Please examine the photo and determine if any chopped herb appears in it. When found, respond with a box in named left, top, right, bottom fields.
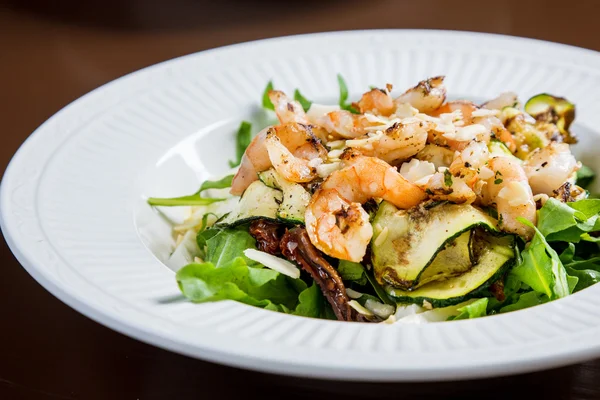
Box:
left=443, top=169, right=453, bottom=187
left=494, top=178, right=504, bottom=184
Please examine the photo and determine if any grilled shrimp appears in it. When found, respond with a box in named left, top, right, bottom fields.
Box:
left=523, top=142, right=580, bottom=195
left=356, top=88, right=396, bottom=116
left=268, top=90, right=310, bottom=125
left=481, top=156, right=536, bottom=239
left=395, top=76, right=447, bottom=113
left=231, top=123, right=327, bottom=195
left=305, top=150, right=427, bottom=262
left=345, top=120, right=433, bottom=164
left=319, top=110, right=381, bottom=139
left=481, top=92, right=519, bottom=110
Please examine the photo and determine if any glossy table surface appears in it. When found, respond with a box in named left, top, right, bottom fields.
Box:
left=2, top=1, right=600, bottom=398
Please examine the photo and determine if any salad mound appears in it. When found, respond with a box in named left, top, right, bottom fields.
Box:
left=148, top=76, right=600, bottom=323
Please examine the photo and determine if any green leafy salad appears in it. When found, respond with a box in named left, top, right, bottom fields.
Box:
left=148, top=75, right=600, bottom=323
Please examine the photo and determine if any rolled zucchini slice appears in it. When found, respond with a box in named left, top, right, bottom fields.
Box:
left=216, top=180, right=281, bottom=226
left=258, top=168, right=310, bottom=223
left=370, top=201, right=499, bottom=289
left=525, top=93, right=576, bottom=144
left=386, top=234, right=515, bottom=308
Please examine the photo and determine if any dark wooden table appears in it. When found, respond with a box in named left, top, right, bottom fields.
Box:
left=2, top=1, right=600, bottom=398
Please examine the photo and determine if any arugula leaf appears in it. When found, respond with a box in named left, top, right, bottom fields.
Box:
left=262, top=81, right=275, bottom=110
left=176, top=257, right=301, bottom=311
left=535, top=198, right=600, bottom=242
left=229, top=121, right=253, bottom=168
left=200, top=175, right=234, bottom=192
left=486, top=273, right=523, bottom=312
left=337, top=74, right=359, bottom=114
left=194, top=214, right=219, bottom=254
left=538, top=198, right=584, bottom=240
left=511, top=218, right=570, bottom=299
left=499, top=291, right=548, bottom=313
left=147, top=175, right=233, bottom=207
left=147, top=195, right=225, bottom=207
left=294, top=89, right=312, bottom=112
left=204, top=227, right=259, bottom=268
left=451, top=298, right=488, bottom=320
left=565, top=265, right=600, bottom=291
left=576, top=164, right=596, bottom=189
left=338, top=260, right=367, bottom=286
left=337, top=261, right=394, bottom=305
left=569, top=199, right=600, bottom=219
left=365, top=272, right=395, bottom=305
left=293, top=283, right=325, bottom=318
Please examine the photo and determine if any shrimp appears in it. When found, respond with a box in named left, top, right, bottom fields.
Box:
left=319, top=110, right=380, bottom=139
left=474, top=114, right=517, bottom=152
left=345, top=120, right=433, bottom=164
left=431, top=100, right=477, bottom=123
left=264, top=128, right=322, bottom=183
left=481, top=92, right=519, bottom=110
left=446, top=140, right=491, bottom=192
left=268, top=90, right=311, bottom=125
left=230, top=123, right=327, bottom=195
left=305, top=151, right=427, bottom=261
left=355, top=88, right=396, bottom=116
left=427, top=101, right=484, bottom=151
left=523, top=142, right=580, bottom=195
left=395, top=76, right=447, bottom=113
left=481, top=156, right=536, bottom=239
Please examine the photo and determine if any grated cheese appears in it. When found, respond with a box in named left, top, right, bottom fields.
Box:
left=374, top=226, right=390, bottom=247
left=243, top=249, right=301, bottom=279
left=346, top=288, right=363, bottom=299
left=471, top=108, right=500, bottom=117
left=348, top=300, right=374, bottom=316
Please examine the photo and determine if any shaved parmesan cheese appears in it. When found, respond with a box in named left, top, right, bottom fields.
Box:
left=374, top=226, right=389, bottom=247
left=364, top=299, right=395, bottom=319
left=327, top=149, right=345, bottom=160
left=472, top=108, right=500, bottom=117
left=445, top=124, right=487, bottom=141
left=327, top=140, right=346, bottom=149
left=399, top=158, right=436, bottom=184
left=348, top=300, right=374, bottom=316
left=316, top=162, right=342, bottom=178
left=243, top=249, right=301, bottom=279
left=394, top=103, right=419, bottom=118
left=308, top=158, right=323, bottom=168
left=346, top=288, right=363, bottom=299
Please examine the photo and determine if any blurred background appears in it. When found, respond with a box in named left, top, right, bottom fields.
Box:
left=2, top=1, right=600, bottom=398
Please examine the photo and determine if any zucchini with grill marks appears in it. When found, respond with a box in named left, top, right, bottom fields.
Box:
left=216, top=180, right=281, bottom=226
left=386, top=233, right=515, bottom=308
left=525, top=93, right=576, bottom=144
left=258, top=168, right=311, bottom=223
left=371, top=201, right=499, bottom=289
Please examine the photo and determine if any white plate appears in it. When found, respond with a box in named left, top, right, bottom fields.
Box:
left=3, top=30, right=600, bottom=382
